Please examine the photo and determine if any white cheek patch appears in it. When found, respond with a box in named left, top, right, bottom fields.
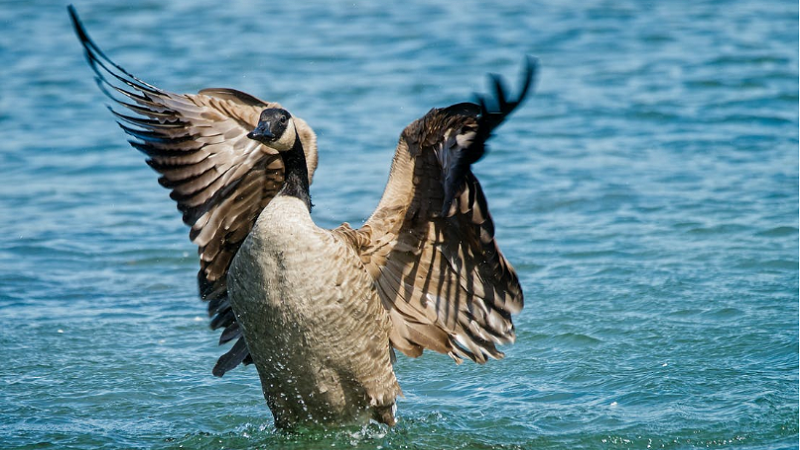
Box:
left=274, top=119, right=297, bottom=151
left=455, top=131, right=476, bottom=148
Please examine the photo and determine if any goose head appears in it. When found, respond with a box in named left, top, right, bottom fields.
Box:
left=248, top=108, right=297, bottom=151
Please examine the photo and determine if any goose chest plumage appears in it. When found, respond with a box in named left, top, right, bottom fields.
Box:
left=70, top=6, right=532, bottom=429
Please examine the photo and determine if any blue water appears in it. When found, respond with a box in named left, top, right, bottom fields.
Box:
left=1, top=0, right=797, bottom=449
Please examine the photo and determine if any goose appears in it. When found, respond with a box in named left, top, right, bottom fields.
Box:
left=69, top=6, right=532, bottom=429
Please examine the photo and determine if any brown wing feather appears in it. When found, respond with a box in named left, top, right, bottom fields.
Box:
left=334, top=57, right=535, bottom=363
left=70, top=7, right=318, bottom=376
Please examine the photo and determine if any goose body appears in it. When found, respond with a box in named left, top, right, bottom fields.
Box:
left=229, top=195, right=399, bottom=426
left=70, top=6, right=531, bottom=429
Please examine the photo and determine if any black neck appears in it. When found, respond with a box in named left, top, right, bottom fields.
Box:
left=278, top=131, right=312, bottom=211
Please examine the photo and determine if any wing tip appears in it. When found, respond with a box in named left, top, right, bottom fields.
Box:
left=68, top=5, right=164, bottom=96
left=67, top=5, right=89, bottom=46
left=517, top=54, right=539, bottom=107
left=212, top=337, right=250, bottom=377
left=476, top=55, right=539, bottom=130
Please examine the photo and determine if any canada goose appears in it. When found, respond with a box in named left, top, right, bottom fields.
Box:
left=69, top=6, right=531, bottom=428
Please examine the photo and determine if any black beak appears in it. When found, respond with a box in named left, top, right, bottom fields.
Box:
left=247, top=121, right=273, bottom=142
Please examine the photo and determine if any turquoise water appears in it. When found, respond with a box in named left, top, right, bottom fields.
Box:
left=1, top=0, right=798, bottom=448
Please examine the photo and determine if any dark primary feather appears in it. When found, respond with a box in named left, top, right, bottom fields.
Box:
left=335, top=57, right=535, bottom=363
left=69, top=6, right=318, bottom=376
left=441, top=56, right=537, bottom=215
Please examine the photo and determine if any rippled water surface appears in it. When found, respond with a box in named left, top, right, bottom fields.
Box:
left=1, top=1, right=797, bottom=449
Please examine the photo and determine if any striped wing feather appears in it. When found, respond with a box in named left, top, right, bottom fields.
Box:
left=69, top=7, right=318, bottom=376
left=335, top=57, right=535, bottom=363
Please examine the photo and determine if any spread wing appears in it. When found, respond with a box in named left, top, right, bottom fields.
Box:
left=69, top=7, right=318, bottom=376
left=335, top=57, right=534, bottom=363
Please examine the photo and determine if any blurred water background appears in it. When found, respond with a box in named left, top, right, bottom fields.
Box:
left=0, top=0, right=797, bottom=449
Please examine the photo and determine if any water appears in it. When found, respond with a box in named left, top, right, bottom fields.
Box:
left=1, top=0, right=797, bottom=448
